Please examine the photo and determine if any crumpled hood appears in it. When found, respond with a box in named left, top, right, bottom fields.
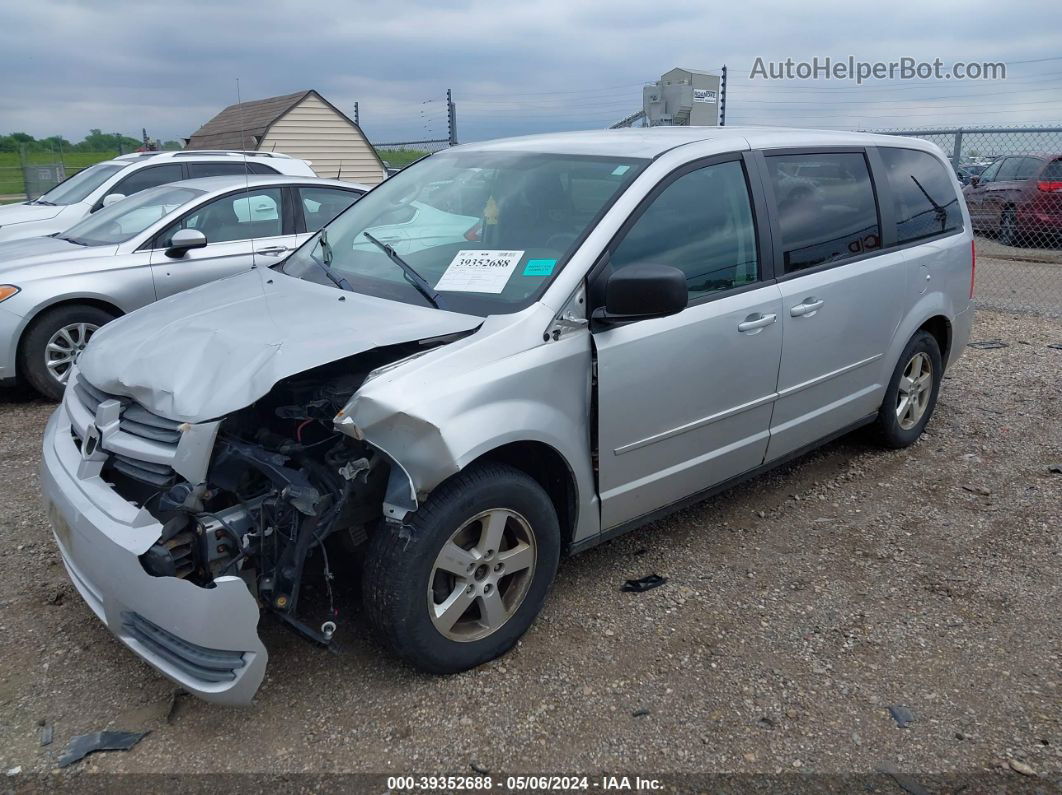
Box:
left=0, top=236, right=114, bottom=278
left=77, top=268, right=482, bottom=423
left=0, top=202, right=64, bottom=225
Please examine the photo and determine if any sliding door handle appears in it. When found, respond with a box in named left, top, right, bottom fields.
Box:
left=737, top=313, right=777, bottom=333
left=790, top=298, right=824, bottom=317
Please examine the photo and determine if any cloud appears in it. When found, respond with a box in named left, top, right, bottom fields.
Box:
left=1, top=0, right=1059, bottom=145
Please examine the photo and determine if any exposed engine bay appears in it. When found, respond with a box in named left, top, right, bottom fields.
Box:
left=103, top=345, right=427, bottom=645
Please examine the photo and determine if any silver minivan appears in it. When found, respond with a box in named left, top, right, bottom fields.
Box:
left=41, top=128, right=974, bottom=703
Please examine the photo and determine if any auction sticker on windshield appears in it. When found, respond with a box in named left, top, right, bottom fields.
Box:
left=436, top=249, right=525, bottom=293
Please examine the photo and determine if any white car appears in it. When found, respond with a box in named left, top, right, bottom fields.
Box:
left=0, top=150, right=317, bottom=243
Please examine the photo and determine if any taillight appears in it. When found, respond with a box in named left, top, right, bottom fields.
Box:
left=970, top=239, right=976, bottom=299
left=1037, top=180, right=1062, bottom=192
left=464, top=221, right=482, bottom=241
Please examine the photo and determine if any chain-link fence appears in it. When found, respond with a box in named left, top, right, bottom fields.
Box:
left=870, top=126, right=1062, bottom=317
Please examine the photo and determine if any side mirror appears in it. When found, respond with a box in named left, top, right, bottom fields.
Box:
left=165, top=228, right=208, bottom=258
left=101, top=193, right=126, bottom=208
left=597, top=263, right=688, bottom=322
left=969, top=175, right=980, bottom=187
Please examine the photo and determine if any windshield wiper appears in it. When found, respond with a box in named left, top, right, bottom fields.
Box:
left=58, top=236, right=87, bottom=246
left=361, top=231, right=441, bottom=309
left=308, top=229, right=354, bottom=291
left=33, top=199, right=55, bottom=206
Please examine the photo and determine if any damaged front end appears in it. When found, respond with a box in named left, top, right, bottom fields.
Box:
left=43, top=341, right=454, bottom=704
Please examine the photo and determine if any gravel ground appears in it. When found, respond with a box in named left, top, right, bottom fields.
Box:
left=0, top=310, right=1059, bottom=787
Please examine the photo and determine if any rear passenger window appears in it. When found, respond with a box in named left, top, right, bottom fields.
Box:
left=1014, top=157, right=1044, bottom=180
left=110, top=164, right=184, bottom=200
left=765, top=152, right=880, bottom=274
left=880, top=148, right=963, bottom=244
left=609, top=160, right=758, bottom=300
left=994, top=158, right=1020, bottom=181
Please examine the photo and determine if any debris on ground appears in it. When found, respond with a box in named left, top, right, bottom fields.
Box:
left=620, top=574, right=667, bottom=593
left=56, top=730, right=150, bottom=768
left=39, top=723, right=53, bottom=746
left=1008, top=759, right=1037, bottom=776
left=1048, top=464, right=1062, bottom=475
left=469, top=761, right=490, bottom=775
left=961, top=484, right=992, bottom=496
left=877, top=762, right=930, bottom=795
left=967, top=340, right=1009, bottom=349
left=5, top=767, right=21, bottom=777
left=631, top=708, right=650, bottom=717
left=888, top=705, right=915, bottom=728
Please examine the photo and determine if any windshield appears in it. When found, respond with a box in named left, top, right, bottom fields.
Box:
left=59, top=185, right=204, bottom=246
left=35, top=162, right=125, bottom=206
left=281, top=150, right=647, bottom=315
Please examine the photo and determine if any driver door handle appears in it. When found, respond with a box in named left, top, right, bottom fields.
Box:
left=256, top=246, right=290, bottom=256
left=790, top=298, right=825, bottom=317
left=737, top=313, right=777, bottom=333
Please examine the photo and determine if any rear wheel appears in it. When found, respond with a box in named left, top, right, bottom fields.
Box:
left=998, top=207, right=1018, bottom=247
left=18, top=305, right=115, bottom=401
left=362, top=463, right=560, bottom=673
left=873, top=330, right=942, bottom=449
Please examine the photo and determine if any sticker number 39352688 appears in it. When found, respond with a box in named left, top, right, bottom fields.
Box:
left=435, top=250, right=525, bottom=294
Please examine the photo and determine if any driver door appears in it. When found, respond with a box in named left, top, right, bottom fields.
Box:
left=149, top=186, right=296, bottom=299
left=593, top=156, right=784, bottom=529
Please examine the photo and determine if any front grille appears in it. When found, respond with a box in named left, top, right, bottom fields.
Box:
left=69, top=372, right=182, bottom=487
left=122, top=612, right=246, bottom=683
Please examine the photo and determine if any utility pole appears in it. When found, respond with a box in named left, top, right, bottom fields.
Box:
left=353, top=101, right=359, bottom=126
left=447, top=89, right=458, bottom=146
left=720, top=65, right=727, bottom=127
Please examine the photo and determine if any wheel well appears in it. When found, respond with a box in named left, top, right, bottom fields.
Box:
left=471, top=441, right=578, bottom=551
left=16, top=298, right=123, bottom=374
left=919, top=315, right=952, bottom=365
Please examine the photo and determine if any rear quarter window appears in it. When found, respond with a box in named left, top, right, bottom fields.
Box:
left=880, top=148, right=963, bottom=244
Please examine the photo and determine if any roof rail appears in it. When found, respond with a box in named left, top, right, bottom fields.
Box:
left=171, top=150, right=293, bottom=159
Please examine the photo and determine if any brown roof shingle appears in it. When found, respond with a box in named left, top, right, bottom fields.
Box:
left=185, top=90, right=312, bottom=150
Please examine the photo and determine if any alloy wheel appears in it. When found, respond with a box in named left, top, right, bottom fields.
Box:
left=896, top=351, right=933, bottom=430
left=427, top=508, right=537, bottom=642
left=44, top=322, right=98, bottom=385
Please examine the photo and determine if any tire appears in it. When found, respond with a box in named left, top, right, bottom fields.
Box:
left=873, top=330, right=943, bottom=449
left=18, top=304, right=115, bottom=401
left=362, top=462, right=561, bottom=674
left=998, top=207, right=1018, bottom=247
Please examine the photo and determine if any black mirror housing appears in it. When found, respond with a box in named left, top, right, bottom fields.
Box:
left=602, top=263, right=688, bottom=320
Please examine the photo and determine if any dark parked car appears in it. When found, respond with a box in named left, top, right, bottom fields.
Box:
left=963, top=154, right=1062, bottom=246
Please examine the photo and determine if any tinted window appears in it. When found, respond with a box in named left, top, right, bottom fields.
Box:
left=111, top=164, right=184, bottom=200
left=610, top=160, right=758, bottom=299
left=1042, top=159, right=1062, bottom=180
left=766, top=152, right=880, bottom=273
left=186, top=162, right=279, bottom=178
left=157, top=187, right=283, bottom=246
left=1014, top=157, right=1044, bottom=180
left=994, top=158, right=1020, bottom=181
left=978, top=159, right=1003, bottom=183
left=298, top=186, right=361, bottom=233
left=880, top=148, right=963, bottom=244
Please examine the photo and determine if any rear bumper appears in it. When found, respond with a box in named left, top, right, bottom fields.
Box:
left=40, top=406, right=267, bottom=704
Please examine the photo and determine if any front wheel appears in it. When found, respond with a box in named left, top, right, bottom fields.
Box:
left=873, top=330, right=943, bottom=449
left=18, top=305, right=115, bottom=401
left=362, top=463, right=560, bottom=673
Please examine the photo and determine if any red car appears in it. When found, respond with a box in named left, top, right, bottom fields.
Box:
left=963, top=154, right=1062, bottom=246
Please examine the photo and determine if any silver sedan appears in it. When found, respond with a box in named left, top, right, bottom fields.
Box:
left=0, top=174, right=365, bottom=398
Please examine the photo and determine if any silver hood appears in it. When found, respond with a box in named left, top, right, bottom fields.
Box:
left=77, top=268, right=482, bottom=423
left=0, top=201, right=64, bottom=225
left=0, top=236, right=116, bottom=278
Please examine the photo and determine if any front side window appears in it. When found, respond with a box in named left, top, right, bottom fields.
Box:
left=157, top=188, right=284, bottom=247
left=994, top=158, right=1020, bottom=182
left=766, top=152, right=880, bottom=274
left=58, top=185, right=204, bottom=246
left=281, top=151, right=648, bottom=315
left=609, top=160, right=758, bottom=300
left=298, top=186, right=362, bottom=233
left=110, top=164, right=184, bottom=201
left=977, top=159, right=1003, bottom=183
left=880, top=148, right=963, bottom=244
left=34, top=162, right=125, bottom=206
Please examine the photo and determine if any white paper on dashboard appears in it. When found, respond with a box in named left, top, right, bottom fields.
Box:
left=435, top=249, right=525, bottom=294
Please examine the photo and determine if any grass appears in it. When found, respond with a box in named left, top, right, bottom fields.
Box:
left=0, top=151, right=118, bottom=198
left=376, top=148, right=431, bottom=168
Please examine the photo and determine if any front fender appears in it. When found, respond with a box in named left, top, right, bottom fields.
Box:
left=337, top=330, right=601, bottom=544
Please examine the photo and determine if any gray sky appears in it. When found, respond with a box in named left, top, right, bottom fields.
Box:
left=2, top=0, right=1060, bottom=144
